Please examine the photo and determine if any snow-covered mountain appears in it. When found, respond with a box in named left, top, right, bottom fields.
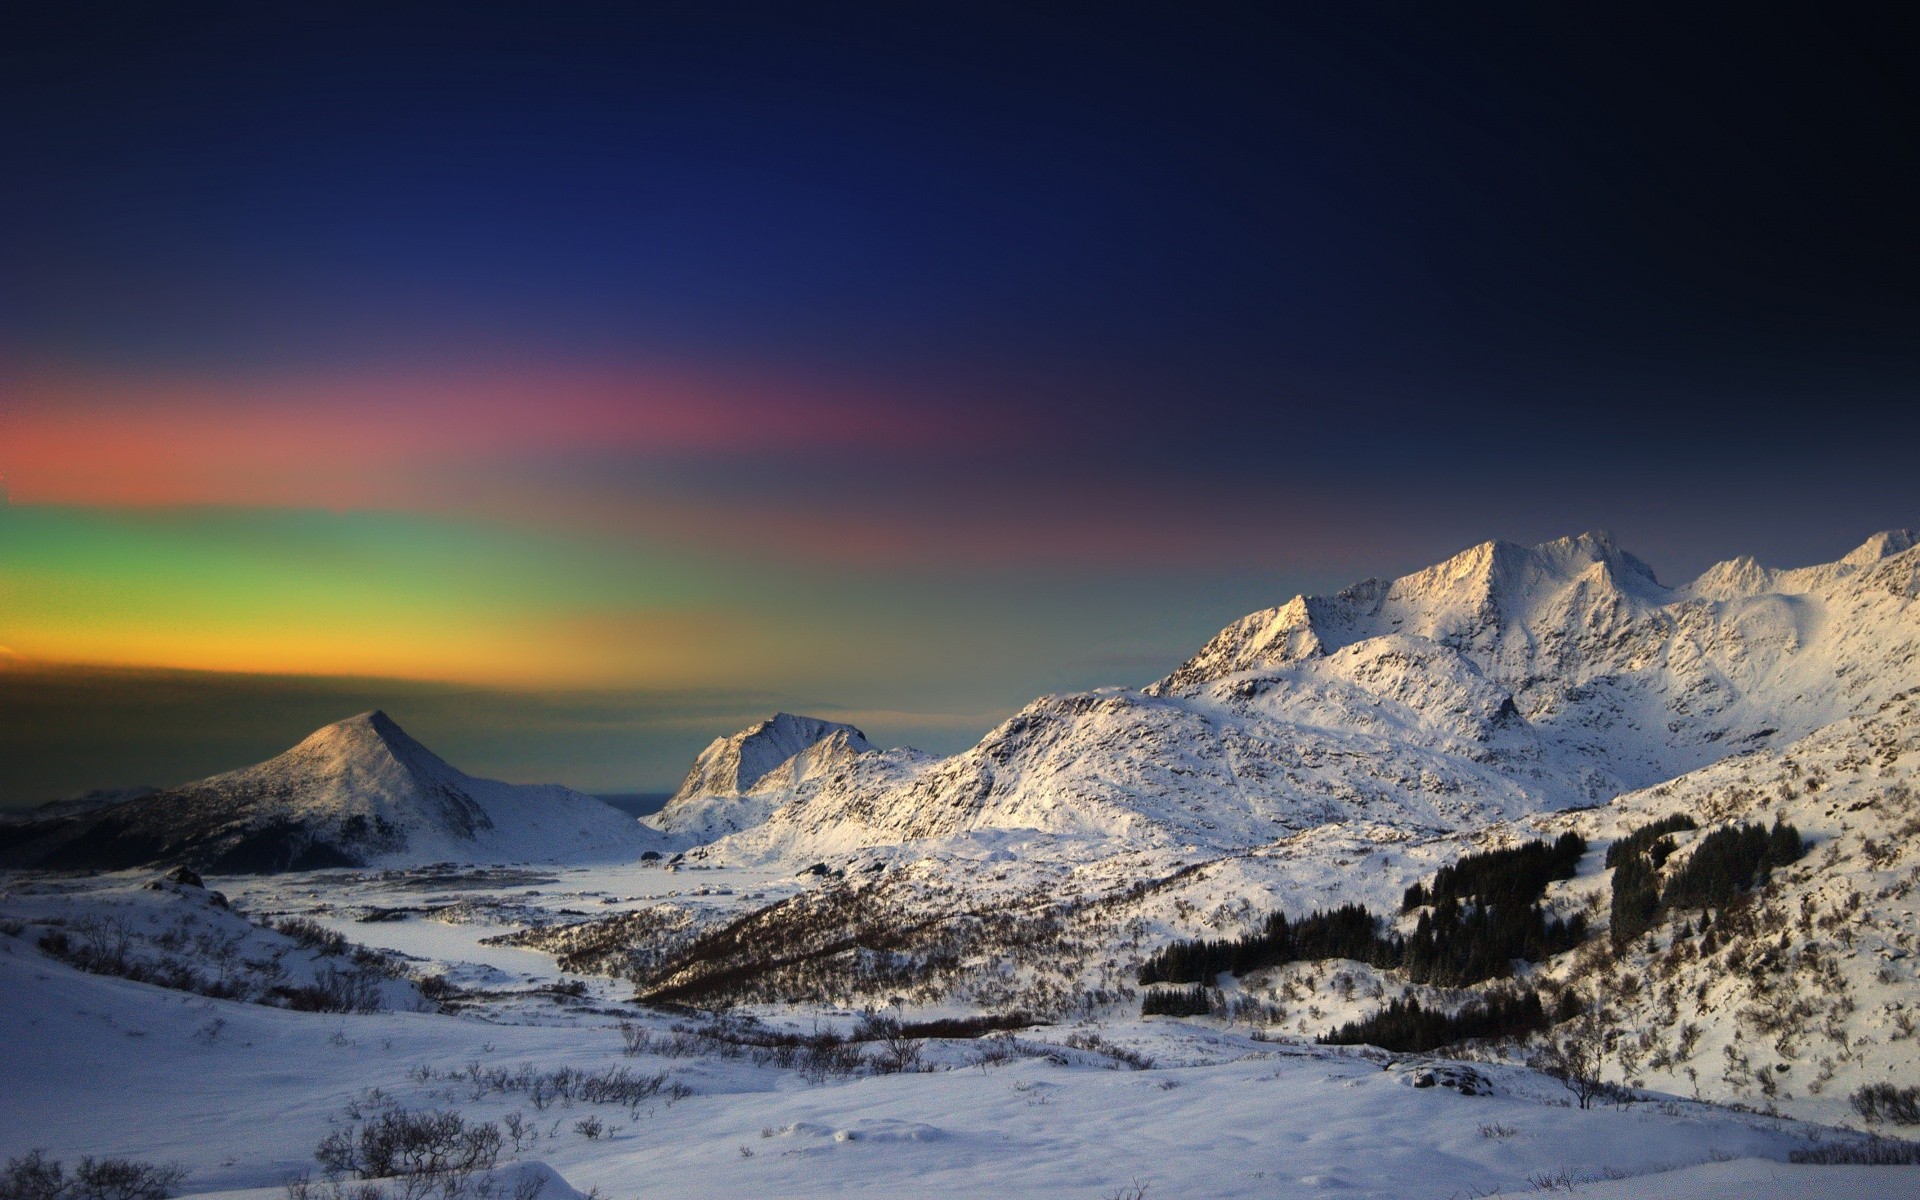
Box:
left=690, top=531, right=1919, bottom=864
left=649, top=713, right=934, bottom=843
left=0, top=711, right=663, bottom=872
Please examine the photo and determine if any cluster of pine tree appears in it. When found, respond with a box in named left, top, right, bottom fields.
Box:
left=1140, top=985, right=1215, bottom=1017
left=1137, top=903, right=1389, bottom=985
left=1140, top=834, right=1590, bottom=990
left=1603, top=813, right=1695, bottom=869
left=1402, top=896, right=1586, bottom=987
left=1402, top=832, right=1587, bottom=911
left=1662, top=820, right=1803, bottom=909
left=1319, top=986, right=1554, bottom=1053
left=1608, top=816, right=1803, bottom=948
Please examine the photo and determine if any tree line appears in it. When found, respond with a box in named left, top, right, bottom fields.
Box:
left=1610, top=816, right=1802, bottom=948
left=1140, top=834, right=1588, bottom=991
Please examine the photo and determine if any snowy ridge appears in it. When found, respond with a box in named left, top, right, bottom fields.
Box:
left=0, top=711, right=663, bottom=872
left=692, top=531, right=1920, bottom=865
left=649, top=714, right=891, bottom=842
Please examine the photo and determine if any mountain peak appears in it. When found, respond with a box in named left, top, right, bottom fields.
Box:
left=1842, top=528, right=1919, bottom=567
left=671, top=713, right=874, bottom=804
left=1153, top=530, right=1672, bottom=695
left=289, top=710, right=449, bottom=779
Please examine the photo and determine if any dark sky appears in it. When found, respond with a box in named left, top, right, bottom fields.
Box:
left=2, top=3, right=1916, bottom=801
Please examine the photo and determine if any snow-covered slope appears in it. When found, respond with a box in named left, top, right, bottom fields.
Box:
left=1511, top=687, right=1920, bottom=1124
left=0, top=712, right=663, bottom=872
left=694, top=531, right=1919, bottom=864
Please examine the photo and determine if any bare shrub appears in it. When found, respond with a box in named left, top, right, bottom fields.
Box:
left=1529, top=1023, right=1621, bottom=1110
left=854, top=1010, right=925, bottom=1074
left=617, top=1022, right=647, bottom=1056
left=2, top=1152, right=186, bottom=1200
left=500, top=1114, right=531, bottom=1155
left=277, top=919, right=350, bottom=957
left=1064, top=1031, right=1154, bottom=1070
left=314, top=1108, right=501, bottom=1200
left=1851, top=1083, right=1920, bottom=1125
left=276, top=965, right=386, bottom=1014
left=1790, top=1137, right=1920, bottom=1165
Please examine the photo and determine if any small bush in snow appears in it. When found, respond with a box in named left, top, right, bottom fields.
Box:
left=314, top=1108, right=501, bottom=1200
left=1, top=1151, right=185, bottom=1200
left=276, top=919, right=350, bottom=957
left=1851, top=1083, right=1920, bottom=1126
left=853, top=1009, right=925, bottom=1074
left=275, top=965, right=385, bottom=1014
left=1790, top=1137, right=1920, bottom=1165
left=1529, top=1022, right=1624, bottom=1110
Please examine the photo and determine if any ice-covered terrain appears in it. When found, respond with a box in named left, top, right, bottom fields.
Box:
left=6, top=530, right=1920, bottom=1198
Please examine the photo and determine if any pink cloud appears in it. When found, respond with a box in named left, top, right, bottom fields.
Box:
left=0, top=361, right=982, bottom=509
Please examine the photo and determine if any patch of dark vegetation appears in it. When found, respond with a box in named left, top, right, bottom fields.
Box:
left=1061, top=1030, right=1154, bottom=1070
left=1142, top=839, right=1588, bottom=992
left=1852, top=1083, right=1920, bottom=1126
left=1791, top=1137, right=1920, bottom=1165
left=277, top=917, right=351, bottom=956
left=622, top=875, right=1132, bottom=1017
left=493, top=907, right=703, bottom=979
left=272, top=964, right=388, bottom=1014
left=1320, top=986, right=1551, bottom=1053
left=1, top=1151, right=185, bottom=1200
left=36, top=923, right=250, bottom=1002
left=1609, top=817, right=1803, bottom=948
left=29, top=902, right=411, bottom=1013
left=617, top=1016, right=870, bottom=1080
left=1608, top=841, right=1663, bottom=949
left=1603, top=814, right=1696, bottom=870
left=892, top=1012, right=1037, bottom=1039
left=430, top=1062, right=686, bottom=1111
left=1141, top=986, right=1214, bottom=1018
left=616, top=1009, right=1038, bottom=1078
left=1660, top=821, right=1804, bottom=911
left=1139, top=904, right=1385, bottom=985
left=307, top=1103, right=515, bottom=1200
left=1403, top=834, right=1586, bottom=911
left=357, top=908, right=420, bottom=923
left=1400, top=894, right=1587, bottom=988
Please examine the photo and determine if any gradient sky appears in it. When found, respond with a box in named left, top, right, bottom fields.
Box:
left=3, top=4, right=1917, bottom=804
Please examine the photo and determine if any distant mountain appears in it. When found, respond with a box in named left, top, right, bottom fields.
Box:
left=0, top=711, right=664, bottom=873
left=687, top=530, right=1919, bottom=862
left=1, top=787, right=159, bottom=824
left=648, top=713, right=932, bottom=843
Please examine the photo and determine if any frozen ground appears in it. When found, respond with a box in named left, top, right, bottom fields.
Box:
left=5, top=864, right=1916, bottom=1200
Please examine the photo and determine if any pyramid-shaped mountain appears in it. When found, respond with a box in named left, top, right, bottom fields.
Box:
left=0, top=711, right=662, bottom=873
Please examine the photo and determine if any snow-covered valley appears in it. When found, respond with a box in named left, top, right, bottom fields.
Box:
left=7, top=530, right=1920, bottom=1198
